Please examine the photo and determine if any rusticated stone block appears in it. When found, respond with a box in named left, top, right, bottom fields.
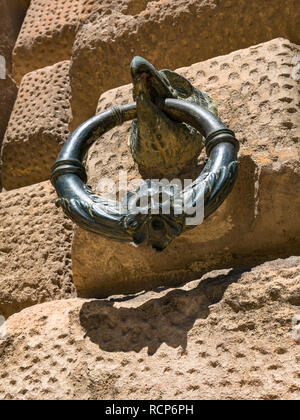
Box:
left=0, top=181, right=76, bottom=319
left=69, top=0, right=299, bottom=129
left=12, top=0, right=82, bottom=84
left=0, top=256, right=299, bottom=400
left=0, top=0, right=28, bottom=75
left=72, top=38, right=300, bottom=298
left=1, top=60, right=72, bottom=190
left=12, top=0, right=152, bottom=84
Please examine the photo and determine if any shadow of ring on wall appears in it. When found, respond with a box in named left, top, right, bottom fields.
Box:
left=79, top=266, right=251, bottom=355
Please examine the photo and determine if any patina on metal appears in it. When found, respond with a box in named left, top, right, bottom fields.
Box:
left=51, top=57, right=239, bottom=251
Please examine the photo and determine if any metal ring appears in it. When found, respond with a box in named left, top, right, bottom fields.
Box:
left=51, top=99, right=239, bottom=251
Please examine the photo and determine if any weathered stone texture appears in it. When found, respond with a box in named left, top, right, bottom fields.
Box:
left=71, top=38, right=300, bottom=298
left=0, top=181, right=76, bottom=319
left=0, top=257, right=299, bottom=400
left=1, top=60, right=72, bottom=190
left=70, top=0, right=299, bottom=129
left=12, top=0, right=82, bottom=84
left=12, top=0, right=155, bottom=84
left=0, top=0, right=28, bottom=75
left=0, top=76, right=18, bottom=191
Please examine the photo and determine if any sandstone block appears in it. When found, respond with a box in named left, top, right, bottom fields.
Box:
left=12, top=0, right=149, bottom=84
left=12, top=0, right=82, bottom=84
left=0, top=0, right=28, bottom=190
left=0, top=0, right=28, bottom=75
left=0, top=181, right=76, bottom=319
left=1, top=60, right=72, bottom=190
left=71, top=38, right=300, bottom=298
left=69, top=0, right=299, bottom=129
left=0, top=257, right=299, bottom=400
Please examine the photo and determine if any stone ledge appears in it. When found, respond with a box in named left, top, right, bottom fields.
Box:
left=0, top=256, right=299, bottom=399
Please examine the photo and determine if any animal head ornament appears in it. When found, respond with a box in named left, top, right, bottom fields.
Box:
left=130, top=56, right=218, bottom=178
left=51, top=57, right=239, bottom=251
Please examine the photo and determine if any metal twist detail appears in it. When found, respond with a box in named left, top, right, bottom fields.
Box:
left=51, top=99, right=239, bottom=251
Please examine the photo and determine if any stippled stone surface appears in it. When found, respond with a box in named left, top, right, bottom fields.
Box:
left=0, top=257, right=299, bottom=400
left=12, top=0, right=156, bottom=84
left=0, top=181, right=76, bottom=319
left=0, top=0, right=27, bottom=189
left=12, top=0, right=82, bottom=84
left=1, top=60, right=72, bottom=190
left=70, top=0, right=299, bottom=129
left=71, top=38, right=300, bottom=298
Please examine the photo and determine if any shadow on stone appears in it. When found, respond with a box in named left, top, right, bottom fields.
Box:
left=79, top=266, right=251, bottom=355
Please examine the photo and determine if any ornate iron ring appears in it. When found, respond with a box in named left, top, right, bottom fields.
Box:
left=51, top=99, right=239, bottom=251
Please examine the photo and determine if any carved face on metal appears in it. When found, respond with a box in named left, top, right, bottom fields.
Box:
left=130, top=56, right=218, bottom=178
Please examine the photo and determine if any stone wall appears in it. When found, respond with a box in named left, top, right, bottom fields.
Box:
left=69, top=0, right=300, bottom=129
left=2, top=60, right=72, bottom=190
left=73, top=38, right=300, bottom=298
left=0, top=0, right=28, bottom=75
left=0, top=1, right=299, bottom=400
left=0, top=181, right=75, bottom=319
left=12, top=0, right=157, bottom=84
left=0, top=0, right=29, bottom=189
left=1, top=257, right=299, bottom=399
